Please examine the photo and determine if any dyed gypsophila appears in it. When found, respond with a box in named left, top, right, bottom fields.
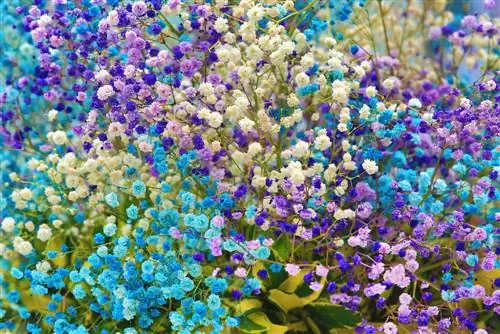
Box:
left=0, top=0, right=499, bottom=333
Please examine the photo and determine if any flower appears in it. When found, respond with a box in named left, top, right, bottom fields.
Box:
left=105, top=192, right=119, bottom=208
left=1, top=217, right=15, bottom=232
left=314, top=134, right=332, bottom=151
left=1, top=0, right=498, bottom=332
left=285, top=264, right=300, bottom=276
left=97, top=85, right=114, bottom=101
left=362, top=159, right=378, bottom=175
left=383, top=264, right=410, bottom=288
left=131, top=181, right=146, bottom=197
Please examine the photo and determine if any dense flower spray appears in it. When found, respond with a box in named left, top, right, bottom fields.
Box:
left=0, top=0, right=499, bottom=333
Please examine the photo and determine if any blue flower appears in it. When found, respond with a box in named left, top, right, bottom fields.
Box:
left=94, top=233, right=105, bottom=244
left=10, top=268, right=23, bottom=279
left=69, top=271, right=82, bottom=283
left=47, top=250, right=58, bottom=259
left=169, top=311, right=185, bottom=327
left=226, top=316, right=239, bottom=327
left=126, top=204, right=139, bottom=220
left=105, top=192, right=119, bottom=208
left=245, top=205, right=257, bottom=218
left=31, top=285, right=48, bottom=295
left=153, top=147, right=166, bottom=162
left=103, top=223, right=117, bottom=237
left=141, top=260, right=155, bottom=274
left=113, top=245, right=128, bottom=258
left=154, top=161, right=168, bottom=174
left=441, top=290, right=456, bottom=301
left=269, top=263, right=282, bottom=272
left=465, top=254, right=478, bottom=266
left=132, top=180, right=146, bottom=197
left=138, top=315, right=153, bottom=329
left=72, top=284, right=86, bottom=300
left=161, top=182, right=172, bottom=193
left=253, top=247, right=270, bottom=260
left=208, top=278, right=227, bottom=294
left=207, top=294, right=220, bottom=310
left=180, top=278, right=195, bottom=292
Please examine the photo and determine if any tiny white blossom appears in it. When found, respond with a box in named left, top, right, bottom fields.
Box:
left=362, top=159, right=378, bottom=175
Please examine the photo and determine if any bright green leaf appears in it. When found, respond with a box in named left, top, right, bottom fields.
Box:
left=238, top=316, right=268, bottom=333
left=268, top=289, right=303, bottom=313
left=304, top=303, right=362, bottom=331
left=272, top=235, right=291, bottom=261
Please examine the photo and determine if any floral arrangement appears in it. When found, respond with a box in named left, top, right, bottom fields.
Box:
left=0, top=0, right=499, bottom=333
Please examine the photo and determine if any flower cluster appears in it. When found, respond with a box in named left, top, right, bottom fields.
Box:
left=0, top=0, right=499, bottom=333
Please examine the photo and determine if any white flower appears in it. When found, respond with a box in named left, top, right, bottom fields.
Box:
left=460, top=98, right=472, bottom=110
left=36, top=261, right=52, bottom=273
left=51, top=130, right=68, bottom=146
left=246, top=44, right=263, bottom=61
left=95, top=69, right=111, bottom=83
left=359, top=104, right=370, bottom=119
left=399, top=293, right=412, bottom=305
left=247, top=142, right=262, bottom=156
left=38, top=14, right=52, bottom=27
left=337, top=123, right=348, bottom=132
left=314, top=134, right=331, bottom=151
left=362, top=159, right=378, bottom=175
left=19, top=188, right=33, bottom=201
left=25, top=221, right=35, bottom=231
left=293, top=141, right=310, bottom=158
left=48, top=109, right=58, bottom=121
left=207, top=112, right=223, bottom=128
left=214, top=17, right=228, bottom=33
left=383, top=322, right=398, bottom=334
left=37, top=224, right=53, bottom=242
left=408, top=98, right=422, bottom=109
left=474, top=329, right=488, bottom=334
left=295, top=72, right=309, bottom=86
left=1, top=217, right=15, bottom=232
left=239, top=117, right=255, bottom=132
left=289, top=169, right=305, bottom=186
left=15, top=240, right=33, bottom=256
left=234, top=267, right=248, bottom=278
left=383, top=78, right=395, bottom=90
left=108, top=10, right=119, bottom=26
left=331, top=80, right=350, bottom=104
left=365, top=86, right=377, bottom=97
left=334, top=209, right=355, bottom=220
left=324, top=164, right=337, bottom=182
left=97, top=85, right=114, bottom=101
left=287, top=94, right=300, bottom=107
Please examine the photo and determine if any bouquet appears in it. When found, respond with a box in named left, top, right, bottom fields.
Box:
left=0, top=0, right=498, bottom=333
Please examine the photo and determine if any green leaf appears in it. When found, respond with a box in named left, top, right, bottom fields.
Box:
left=238, top=312, right=289, bottom=334
left=279, top=270, right=306, bottom=293
left=290, top=274, right=326, bottom=305
left=272, top=234, right=291, bottom=261
left=295, top=283, right=313, bottom=297
left=238, top=315, right=268, bottom=333
left=476, top=269, right=500, bottom=295
left=304, top=303, right=362, bottom=332
left=20, top=291, right=51, bottom=314
left=233, top=298, right=263, bottom=316
left=268, top=267, right=288, bottom=289
left=247, top=312, right=289, bottom=334
left=268, top=289, right=303, bottom=313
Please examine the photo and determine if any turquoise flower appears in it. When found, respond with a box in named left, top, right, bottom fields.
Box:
left=131, top=180, right=146, bottom=197
left=207, top=294, right=220, bottom=310
left=465, top=254, right=478, bottom=267
left=126, top=204, right=139, bottom=220
left=105, top=192, right=119, bottom=208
